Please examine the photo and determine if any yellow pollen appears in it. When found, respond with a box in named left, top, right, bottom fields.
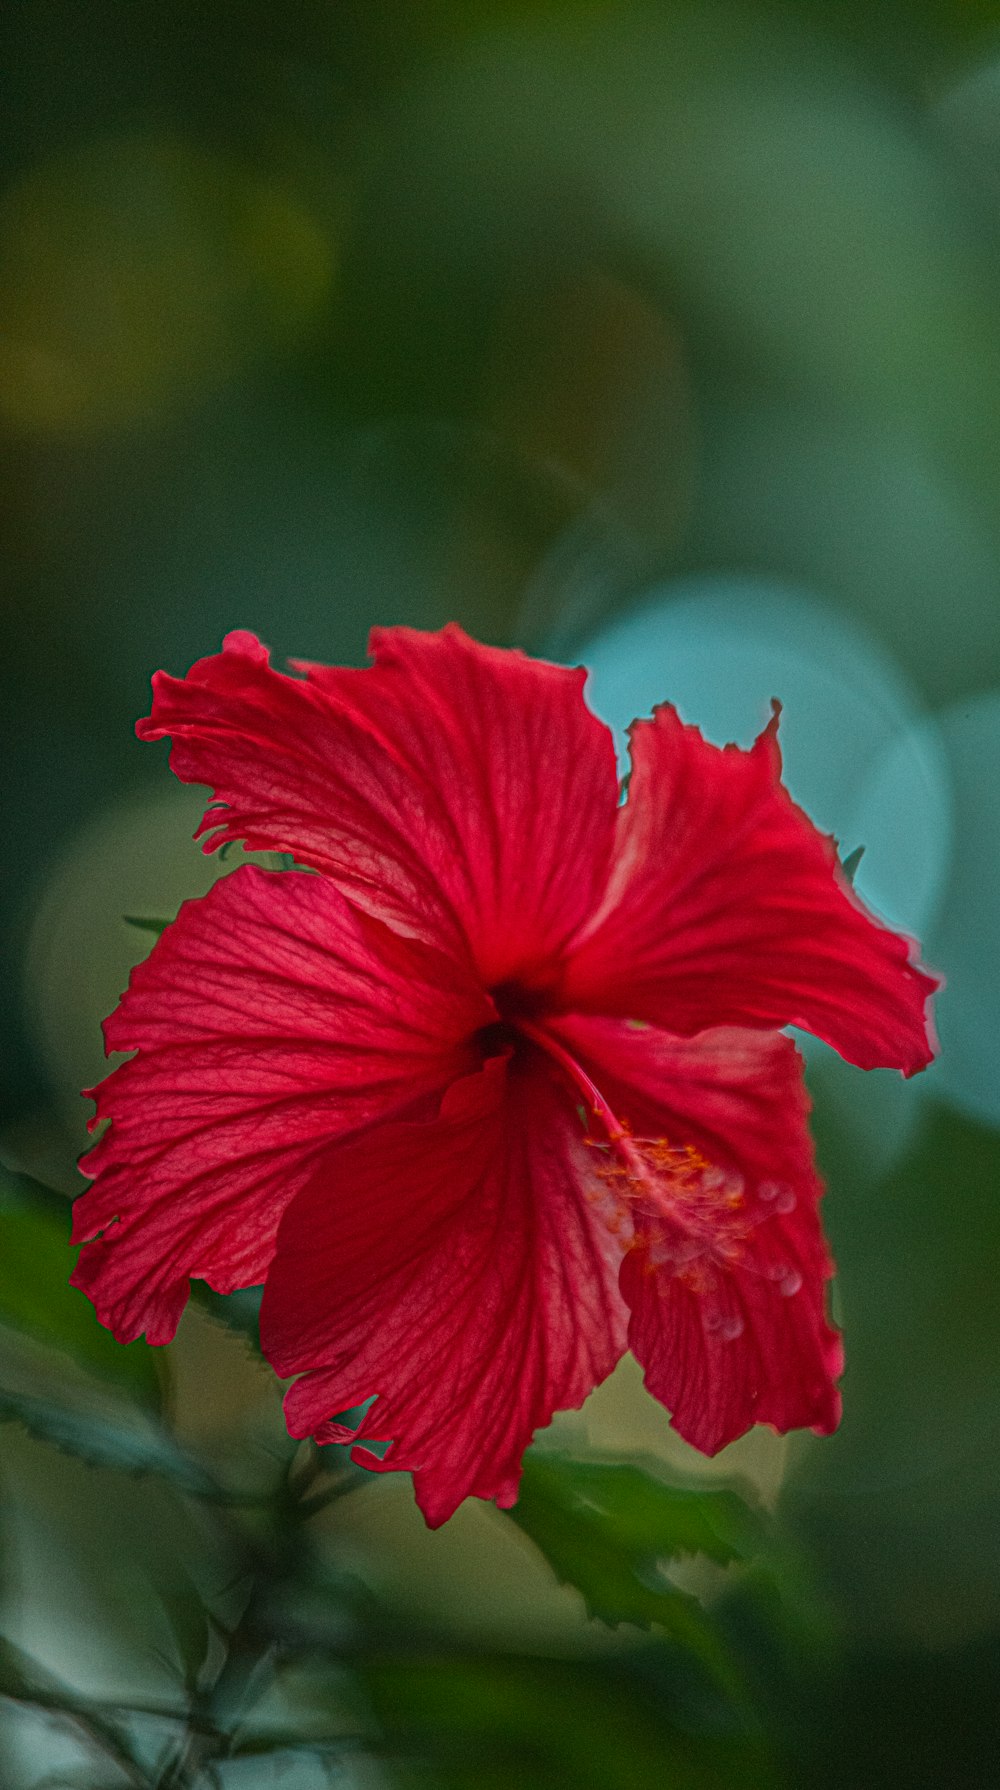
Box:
left=582, top=1119, right=752, bottom=1267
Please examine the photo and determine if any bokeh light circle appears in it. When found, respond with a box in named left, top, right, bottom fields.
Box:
left=922, top=689, right=1000, bottom=1129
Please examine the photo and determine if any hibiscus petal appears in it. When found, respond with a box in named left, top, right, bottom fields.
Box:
left=560, top=705, right=937, bottom=1074
left=72, top=865, right=489, bottom=1344
left=138, top=625, right=618, bottom=986
left=546, top=1015, right=843, bottom=1454
left=260, top=1056, right=628, bottom=1527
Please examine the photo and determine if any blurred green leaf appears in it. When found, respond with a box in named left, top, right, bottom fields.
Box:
left=0, top=1171, right=165, bottom=1412
left=122, top=913, right=173, bottom=937
left=362, top=1650, right=777, bottom=1790
left=0, top=1633, right=42, bottom=1701
left=150, top=1556, right=214, bottom=1696
left=229, top=1656, right=365, bottom=1757
left=0, top=1386, right=222, bottom=1498
left=0, top=1633, right=167, bottom=1787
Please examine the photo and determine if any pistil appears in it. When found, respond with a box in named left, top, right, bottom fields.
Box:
left=517, top=1018, right=745, bottom=1242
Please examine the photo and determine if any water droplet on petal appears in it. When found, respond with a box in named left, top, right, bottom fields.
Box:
left=704, top=1306, right=745, bottom=1341
left=646, top=1238, right=676, bottom=1269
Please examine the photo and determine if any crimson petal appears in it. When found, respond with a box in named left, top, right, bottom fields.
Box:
left=560, top=705, right=937, bottom=1074
left=548, top=1015, right=843, bottom=1454
left=138, top=625, right=619, bottom=987
left=72, top=866, right=489, bottom=1344
left=260, top=1057, right=628, bottom=1527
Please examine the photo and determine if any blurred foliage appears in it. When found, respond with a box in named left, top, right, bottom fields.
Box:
left=359, top=1650, right=778, bottom=1790
left=0, top=1174, right=797, bottom=1786
left=1, top=1169, right=164, bottom=1411
left=4, top=0, right=1000, bottom=1785
left=0, top=134, right=334, bottom=435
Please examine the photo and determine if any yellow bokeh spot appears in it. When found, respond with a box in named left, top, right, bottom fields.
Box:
left=0, top=133, right=337, bottom=436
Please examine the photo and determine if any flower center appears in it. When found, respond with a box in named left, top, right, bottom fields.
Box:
left=474, top=1007, right=797, bottom=1300
left=489, top=979, right=554, bottom=1024
left=475, top=1017, right=522, bottom=1058
left=513, top=1018, right=779, bottom=1281
left=476, top=979, right=557, bottom=1061
left=474, top=1009, right=800, bottom=1326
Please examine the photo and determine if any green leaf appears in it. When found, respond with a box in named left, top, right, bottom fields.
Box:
left=513, top=1451, right=765, bottom=1606
left=838, top=844, right=865, bottom=884
left=0, top=1633, right=174, bottom=1785
left=509, top=1452, right=766, bottom=1691
left=0, top=1170, right=165, bottom=1412
left=122, top=913, right=173, bottom=937
left=0, top=1633, right=43, bottom=1700
left=229, top=1658, right=367, bottom=1756
left=0, top=1386, right=222, bottom=1499
left=150, top=1556, right=213, bottom=1695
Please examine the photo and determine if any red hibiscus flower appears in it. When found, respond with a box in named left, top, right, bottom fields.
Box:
left=72, top=626, right=937, bottom=1526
